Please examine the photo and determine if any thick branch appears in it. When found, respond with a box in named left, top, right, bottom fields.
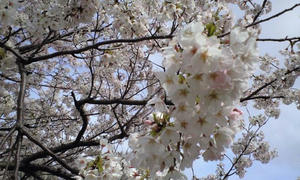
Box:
left=71, top=92, right=89, bottom=143
left=0, top=44, right=26, bottom=62
left=243, top=95, right=284, bottom=101
left=16, top=64, right=26, bottom=127
left=0, top=162, right=74, bottom=180
left=13, top=134, right=22, bottom=180
left=22, top=140, right=99, bottom=163
left=12, top=62, right=27, bottom=179
left=19, top=127, right=79, bottom=175
left=17, top=24, right=112, bottom=54
left=87, top=98, right=174, bottom=106
left=26, top=34, right=174, bottom=64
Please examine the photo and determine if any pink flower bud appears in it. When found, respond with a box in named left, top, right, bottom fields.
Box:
left=144, top=120, right=154, bottom=126
left=229, top=108, right=243, bottom=121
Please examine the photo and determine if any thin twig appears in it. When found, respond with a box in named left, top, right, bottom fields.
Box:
left=252, top=0, right=268, bottom=23
left=240, top=66, right=300, bottom=102
left=0, top=126, right=16, bottom=150
left=222, top=121, right=266, bottom=180
left=218, top=3, right=300, bottom=38
left=247, top=3, right=300, bottom=28
left=257, top=37, right=300, bottom=42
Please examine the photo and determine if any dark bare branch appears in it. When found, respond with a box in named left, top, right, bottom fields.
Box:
left=26, top=34, right=174, bottom=64
left=247, top=3, right=300, bottom=28
left=252, top=0, right=268, bottom=23
left=19, top=127, right=79, bottom=175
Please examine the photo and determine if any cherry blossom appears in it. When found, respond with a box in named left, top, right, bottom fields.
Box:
left=0, top=0, right=299, bottom=179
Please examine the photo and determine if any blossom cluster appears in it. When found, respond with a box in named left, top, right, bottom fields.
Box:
left=0, top=86, right=14, bottom=117
left=231, top=130, right=277, bottom=178
left=250, top=49, right=300, bottom=118
left=24, top=0, right=99, bottom=34
left=1, top=0, right=296, bottom=179
left=74, top=140, right=145, bottom=180
left=0, top=0, right=19, bottom=27
left=128, top=21, right=260, bottom=177
left=0, top=0, right=100, bottom=36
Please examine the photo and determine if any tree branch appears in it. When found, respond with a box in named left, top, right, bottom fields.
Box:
left=26, top=34, right=174, bottom=64
left=241, top=66, right=300, bottom=102
left=12, top=62, right=27, bottom=179
left=22, top=140, right=99, bottom=163
left=257, top=36, right=300, bottom=42
left=0, top=44, right=26, bottom=62
left=19, top=127, right=79, bottom=175
left=222, top=122, right=266, bottom=180
left=13, top=134, right=22, bottom=180
left=71, top=92, right=89, bottom=143
left=0, top=126, right=16, bottom=150
left=0, top=162, right=75, bottom=180
left=252, top=0, right=268, bottom=23
left=218, top=3, right=300, bottom=38
left=247, top=3, right=300, bottom=28
left=87, top=98, right=174, bottom=106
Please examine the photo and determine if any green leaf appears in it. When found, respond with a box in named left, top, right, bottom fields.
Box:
left=0, top=48, right=6, bottom=59
left=195, top=96, right=201, bottom=104
left=86, top=161, right=94, bottom=169
left=163, top=113, right=170, bottom=122
left=206, top=23, right=216, bottom=37
left=178, top=74, right=185, bottom=84
left=150, top=129, right=157, bottom=137
left=153, top=113, right=158, bottom=123
left=142, top=169, right=150, bottom=179
left=96, top=156, right=103, bottom=173
left=104, top=50, right=114, bottom=55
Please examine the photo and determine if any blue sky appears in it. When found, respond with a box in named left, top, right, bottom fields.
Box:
left=243, top=1, right=300, bottom=179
